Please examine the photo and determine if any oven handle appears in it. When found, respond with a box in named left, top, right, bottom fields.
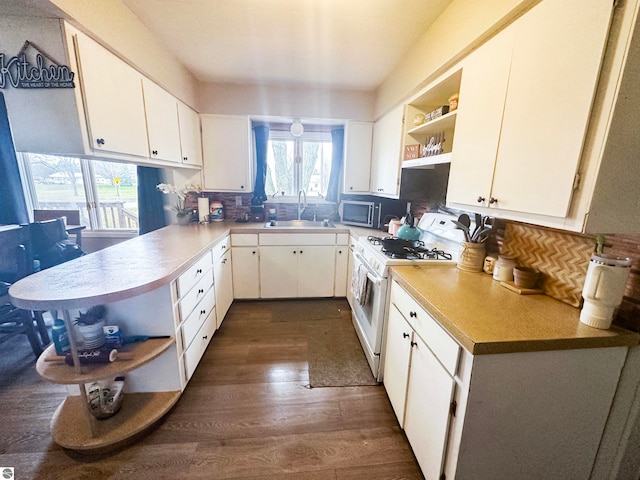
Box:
left=354, top=252, right=383, bottom=286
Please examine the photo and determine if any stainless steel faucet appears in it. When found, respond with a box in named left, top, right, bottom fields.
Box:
left=297, top=189, right=307, bottom=220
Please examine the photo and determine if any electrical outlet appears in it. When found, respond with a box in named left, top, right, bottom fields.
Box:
left=235, top=196, right=242, bottom=206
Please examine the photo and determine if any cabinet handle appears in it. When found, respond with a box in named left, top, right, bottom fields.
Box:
left=477, top=196, right=485, bottom=203
left=200, top=309, right=206, bottom=315
left=152, top=150, right=158, bottom=156
left=96, top=138, right=105, bottom=146
left=402, top=332, right=410, bottom=339
left=489, top=197, right=498, bottom=204
left=411, top=341, right=418, bottom=348
left=183, top=156, right=188, bottom=161
left=198, top=289, right=204, bottom=294
left=197, top=269, right=202, bottom=274
left=203, top=335, right=208, bottom=340
left=222, top=245, right=226, bottom=249
left=409, top=311, right=417, bottom=318
left=221, top=259, right=227, bottom=264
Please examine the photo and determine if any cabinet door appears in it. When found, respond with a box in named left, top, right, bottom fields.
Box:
left=383, top=304, right=413, bottom=426
left=343, top=121, right=373, bottom=193
left=404, top=336, right=456, bottom=480
left=142, top=78, right=181, bottom=163
left=298, top=245, right=335, bottom=298
left=214, top=249, right=234, bottom=328
left=201, top=115, right=252, bottom=192
left=334, top=246, right=348, bottom=297
left=73, top=31, right=148, bottom=158
left=447, top=26, right=513, bottom=208
left=489, top=0, right=613, bottom=216
left=232, top=247, right=260, bottom=299
left=260, top=246, right=298, bottom=298
left=370, top=105, right=403, bottom=196
left=178, top=102, right=203, bottom=167
left=346, top=244, right=354, bottom=307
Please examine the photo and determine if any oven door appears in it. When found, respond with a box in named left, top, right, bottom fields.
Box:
left=350, top=253, right=387, bottom=380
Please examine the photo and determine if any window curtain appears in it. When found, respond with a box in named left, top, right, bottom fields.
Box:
left=0, top=92, right=29, bottom=225
left=137, top=166, right=168, bottom=234
left=325, top=127, right=344, bottom=203
left=252, top=125, right=269, bottom=204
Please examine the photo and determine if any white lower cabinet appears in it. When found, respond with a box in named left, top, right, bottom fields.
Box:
left=384, top=279, right=630, bottom=480
left=258, top=233, right=337, bottom=298
left=213, top=249, right=233, bottom=328
left=231, top=234, right=260, bottom=299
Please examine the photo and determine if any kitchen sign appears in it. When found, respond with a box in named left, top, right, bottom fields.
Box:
left=0, top=41, right=75, bottom=89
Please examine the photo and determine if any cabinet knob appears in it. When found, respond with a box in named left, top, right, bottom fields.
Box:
left=197, top=269, right=202, bottom=274
left=402, top=332, right=410, bottom=339
left=198, top=289, right=204, bottom=294
left=338, top=250, right=342, bottom=254
left=410, top=341, right=418, bottom=348
left=293, top=250, right=297, bottom=254
left=252, top=251, right=256, bottom=255
left=489, top=197, right=498, bottom=204
left=240, top=185, right=245, bottom=189
left=203, top=335, right=208, bottom=340
left=349, top=186, right=353, bottom=190
left=183, top=156, right=188, bottom=161
left=221, top=259, right=227, bottom=264
left=152, top=150, right=158, bottom=156
left=96, top=138, right=105, bottom=146
left=300, top=250, right=303, bottom=254
left=409, top=311, right=417, bottom=318
left=477, top=196, right=485, bottom=203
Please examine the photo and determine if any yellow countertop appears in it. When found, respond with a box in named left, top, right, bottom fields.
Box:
left=390, top=264, right=639, bottom=355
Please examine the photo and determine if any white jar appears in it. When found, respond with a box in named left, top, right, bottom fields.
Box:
left=493, top=255, right=516, bottom=282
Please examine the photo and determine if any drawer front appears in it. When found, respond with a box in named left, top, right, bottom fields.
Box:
left=181, top=286, right=215, bottom=350
left=390, top=281, right=460, bottom=376
left=177, top=250, right=213, bottom=297
left=184, top=306, right=217, bottom=380
left=259, top=233, right=336, bottom=246
left=337, top=233, right=349, bottom=245
left=179, top=270, right=214, bottom=321
left=211, top=236, right=230, bottom=259
left=231, top=233, right=258, bottom=246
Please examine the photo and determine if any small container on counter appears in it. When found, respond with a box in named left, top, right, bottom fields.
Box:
left=483, top=255, right=497, bottom=275
left=52, top=319, right=70, bottom=355
left=210, top=201, right=224, bottom=222
left=493, top=255, right=517, bottom=282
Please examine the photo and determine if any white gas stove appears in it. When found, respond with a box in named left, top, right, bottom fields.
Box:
left=350, top=212, right=468, bottom=381
left=353, top=212, right=465, bottom=278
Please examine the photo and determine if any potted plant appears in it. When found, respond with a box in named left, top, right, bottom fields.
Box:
left=157, top=182, right=202, bottom=225
left=75, top=304, right=107, bottom=348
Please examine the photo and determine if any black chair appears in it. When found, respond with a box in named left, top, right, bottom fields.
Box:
left=29, top=218, right=85, bottom=270
left=0, top=225, right=49, bottom=357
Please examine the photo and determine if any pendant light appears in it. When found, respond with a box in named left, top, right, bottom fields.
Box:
left=290, top=118, right=304, bottom=137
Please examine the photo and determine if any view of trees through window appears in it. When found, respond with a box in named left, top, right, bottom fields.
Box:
left=21, top=153, right=139, bottom=230
left=266, top=131, right=332, bottom=198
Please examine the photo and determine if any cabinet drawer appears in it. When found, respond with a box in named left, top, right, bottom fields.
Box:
left=211, top=236, right=230, bottom=259
left=390, top=281, right=460, bottom=376
left=179, top=270, right=214, bottom=321
left=337, top=233, right=349, bottom=245
left=184, top=306, right=217, bottom=380
left=177, top=251, right=213, bottom=296
left=231, top=233, right=258, bottom=246
left=259, top=233, right=336, bottom=246
left=181, top=286, right=215, bottom=350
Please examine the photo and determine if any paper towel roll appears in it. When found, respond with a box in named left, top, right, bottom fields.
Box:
left=197, top=197, right=210, bottom=223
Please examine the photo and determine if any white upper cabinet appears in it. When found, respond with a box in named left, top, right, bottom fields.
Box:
left=178, top=102, right=203, bottom=167
left=142, top=77, right=182, bottom=163
left=447, top=0, right=613, bottom=220
left=72, top=28, right=149, bottom=158
left=343, top=121, right=373, bottom=194
left=370, top=104, right=404, bottom=197
left=201, top=115, right=253, bottom=192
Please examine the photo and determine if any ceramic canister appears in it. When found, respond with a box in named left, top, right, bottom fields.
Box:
left=210, top=201, right=224, bottom=221
left=580, top=253, right=631, bottom=329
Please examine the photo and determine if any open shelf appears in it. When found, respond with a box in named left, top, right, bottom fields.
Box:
left=36, top=337, right=174, bottom=384
left=51, top=391, right=181, bottom=451
left=407, top=110, right=457, bottom=136
left=402, top=152, right=452, bottom=169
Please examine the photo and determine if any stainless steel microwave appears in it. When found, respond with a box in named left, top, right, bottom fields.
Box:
left=339, top=200, right=381, bottom=228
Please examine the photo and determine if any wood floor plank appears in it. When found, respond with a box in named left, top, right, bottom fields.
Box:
left=1, top=299, right=423, bottom=479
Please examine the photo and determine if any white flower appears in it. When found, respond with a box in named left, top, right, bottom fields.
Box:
left=157, top=182, right=203, bottom=215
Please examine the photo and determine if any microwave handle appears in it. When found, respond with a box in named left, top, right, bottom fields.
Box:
left=368, top=204, right=374, bottom=226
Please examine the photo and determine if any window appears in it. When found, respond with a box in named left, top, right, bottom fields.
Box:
left=265, top=130, right=332, bottom=198
left=19, top=153, right=139, bottom=231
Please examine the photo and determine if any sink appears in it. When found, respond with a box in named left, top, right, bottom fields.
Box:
left=263, top=220, right=335, bottom=228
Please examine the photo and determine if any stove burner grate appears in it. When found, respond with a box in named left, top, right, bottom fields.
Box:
left=381, top=245, right=453, bottom=260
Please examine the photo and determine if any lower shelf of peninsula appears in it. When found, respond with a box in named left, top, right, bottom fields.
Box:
left=51, top=391, right=180, bottom=451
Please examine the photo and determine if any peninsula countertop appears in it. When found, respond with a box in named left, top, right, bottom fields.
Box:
left=9, top=221, right=352, bottom=311
left=390, top=264, right=639, bottom=355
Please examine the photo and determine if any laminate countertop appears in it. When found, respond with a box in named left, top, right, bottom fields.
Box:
left=390, top=264, right=639, bottom=355
left=8, top=221, right=353, bottom=311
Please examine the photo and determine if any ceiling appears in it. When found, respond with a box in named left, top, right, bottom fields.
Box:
left=120, top=0, right=454, bottom=91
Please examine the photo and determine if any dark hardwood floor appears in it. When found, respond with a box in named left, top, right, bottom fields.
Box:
left=0, top=299, right=423, bottom=479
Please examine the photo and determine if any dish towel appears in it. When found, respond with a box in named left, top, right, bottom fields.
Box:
left=351, top=257, right=370, bottom=306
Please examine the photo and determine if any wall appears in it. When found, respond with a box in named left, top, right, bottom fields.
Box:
left=198, top=82, right=375, bottom=121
